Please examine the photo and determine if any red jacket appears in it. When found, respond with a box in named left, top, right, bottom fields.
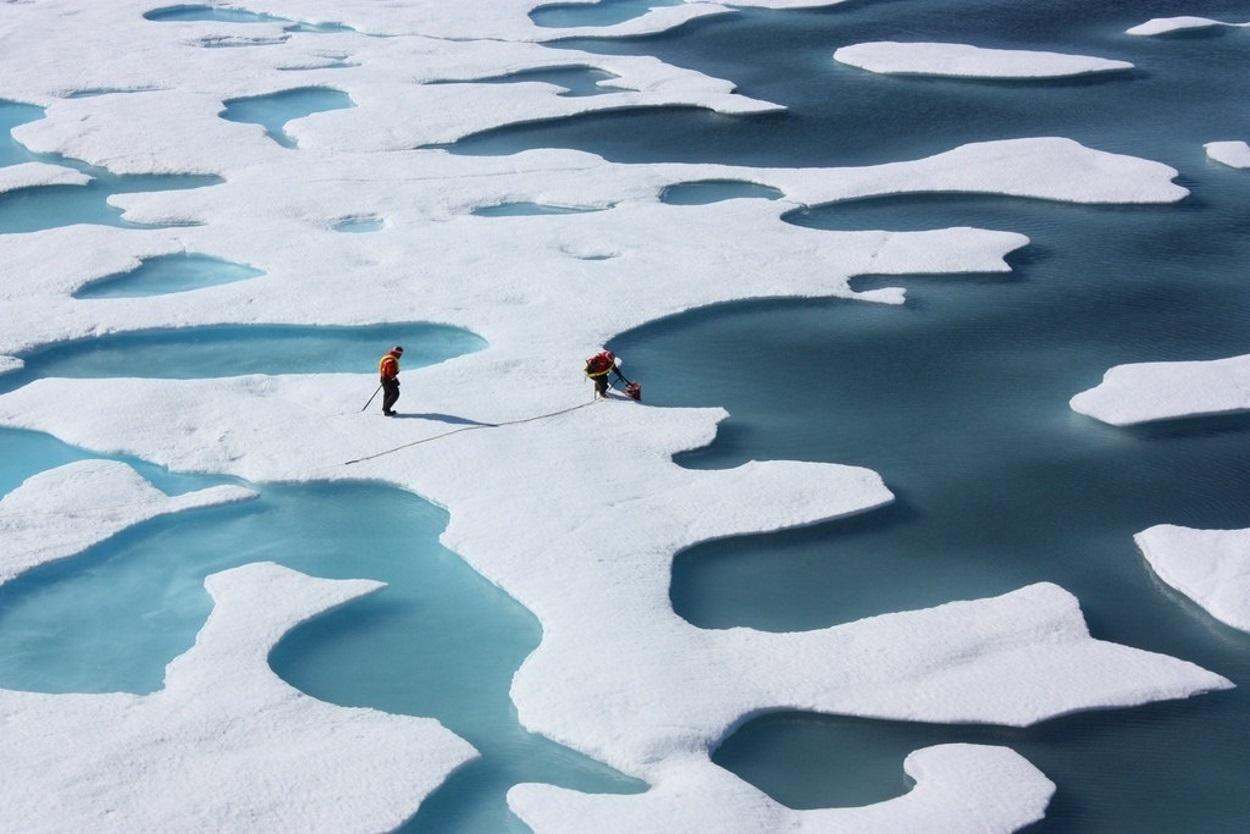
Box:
left=585, top=351, right=615, bottom=378
left=379, top=352, right=400, bottom=379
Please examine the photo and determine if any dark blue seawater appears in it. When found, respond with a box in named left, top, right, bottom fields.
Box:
left=452, top=0, right=1250, bottom=829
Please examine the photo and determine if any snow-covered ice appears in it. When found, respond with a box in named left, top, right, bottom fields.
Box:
left=1205, top=140, right=1250, bottom=169
left=1136, top=525, right=1250, bottom=633
left=0, top=561, right=477, bottom=832
left=1127, top=16, right=1250, bottom=37
left=0, top=138, right=1185, bottom=359
left=0, top=459, right=254, bottom=585
left=0, top=0, right=1233, bottom=829
left=0, top=160, right=90, bottom=196
left=1071, top=354, right=1250, bottom=425
left=834, top=42, right=1133, bottom=79
left=511, top=744, right=1054, bottom=834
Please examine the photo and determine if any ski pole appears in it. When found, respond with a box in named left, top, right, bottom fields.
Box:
left=361, top=384, right=382, bottom=412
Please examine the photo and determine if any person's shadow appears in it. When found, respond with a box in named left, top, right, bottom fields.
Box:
left=392, top=412, right=498, bottom=427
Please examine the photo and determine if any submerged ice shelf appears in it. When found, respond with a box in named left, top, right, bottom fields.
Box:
left=1135, top=525, right=1250, bottom=634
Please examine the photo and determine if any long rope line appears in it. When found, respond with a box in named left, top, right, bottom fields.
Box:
left=341, top=399, right=600, bottom=466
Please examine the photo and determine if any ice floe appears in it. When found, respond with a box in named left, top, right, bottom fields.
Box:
left=1071, top=354, right=1250, bottom=425
left=834, top=41, right=1133, bottom=79
left=1136, top=525, right=1250, bottom=633
left=1127, top=16, right=1250, bottom=37
left=0, top=459, right=254, bottom=585
left=0, top=160, right=90, bottom=195
left=1205, top=140, right=1250, bottom=169
left=511, top=744, right=1054, bottom=834
left=0, top=561, right=477, bottom=832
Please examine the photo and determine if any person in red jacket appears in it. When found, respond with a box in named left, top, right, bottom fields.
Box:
left=379, top=345, right=403, bottom=416
left=584, top=349, right=627, bottom=399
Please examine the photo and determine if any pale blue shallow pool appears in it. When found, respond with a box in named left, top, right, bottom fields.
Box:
left=0, top=322, right=485, bottom=397
left=73, top=253, right=265, bottom=298
left=530, top=0, right=683, bottom=30
left=0, top=100, right=221, bottom=234
left=219, top=87, right=355, bottom=149
left=0, top=473, right=643, bottom=832
left=143, top=5, right=353, bottom=33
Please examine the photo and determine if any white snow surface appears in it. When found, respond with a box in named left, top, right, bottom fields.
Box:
left=0, top=1, right=1228, bottom=830
left=1127, top=16, right=1250, bottom=36
left=0, top=160, right=90, bottom=195
left=1071, top=353, right=1250, bottom=425
left=0, top=459, right=255, bottom=585
left=1205, top=140, right=1250, bottom=168
left=0, top=356, right=21, bottom=375
left=511, top=743, right=1055, bottom=834
left=834, top=41, right=1133, bottom=78
left=0, top=561, right=477, bottom=832
left=1136, top=525, right=1250, bottom=633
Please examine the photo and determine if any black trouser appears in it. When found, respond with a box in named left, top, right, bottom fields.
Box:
left=381, top=377, right=400, bottom=413
left=593, top=374, right=610, bottom=397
